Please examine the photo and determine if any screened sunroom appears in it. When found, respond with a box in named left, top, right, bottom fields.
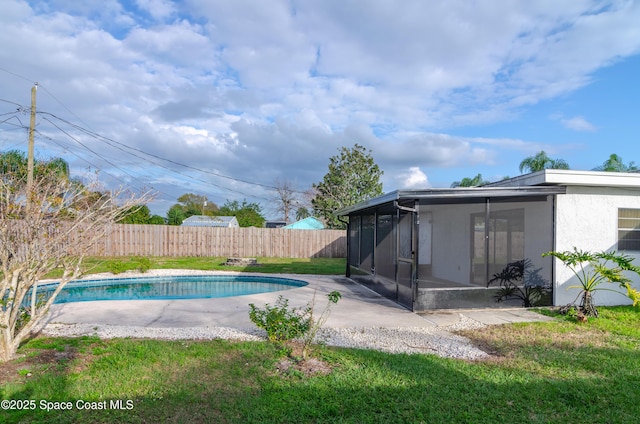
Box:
left=338, top=186, right=565, bottom=311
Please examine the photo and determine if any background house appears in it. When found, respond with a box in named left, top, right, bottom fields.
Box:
left=265, top=221, right=286, bottom=228
left=180, top=215, right=239, bottom=228
left=339, top=170, right=640, bottom=311
left=283, top=217, right=325, bottom=230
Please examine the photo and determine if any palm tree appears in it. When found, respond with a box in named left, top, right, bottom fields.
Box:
left=519, top=151, right=570, bottom=174
left=1, top=149, right=70, bottom=182
left=593, top=153, right=638, bottom=172
left=451, top=173, right=487, bottom=188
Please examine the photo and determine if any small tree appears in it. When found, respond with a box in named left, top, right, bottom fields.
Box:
left=271, top=178, right=299, bottom=223
left=248, top=291, right=341, bottom=360
left=0, top=168, right=151, bottom=362
left=117, top=204, right=163, bottom=224
left=312, top=144, right=383, bottom=229
left=543, top=248, right=640, bottom=317
left=218, top=199, right=265, bottom=227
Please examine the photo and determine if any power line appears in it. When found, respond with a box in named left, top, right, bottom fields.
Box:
left=38, top=115, right=270, bottom=202
left=0, top=68, right=299, bottom=203
left=40, top=116, right=148, bottom=186
left=40, top=112, right=283, bottom=191
left=39, top=112, right=298, bottom=198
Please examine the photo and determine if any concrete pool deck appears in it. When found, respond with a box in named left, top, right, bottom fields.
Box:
left=44, top=271, right=555, bottom=330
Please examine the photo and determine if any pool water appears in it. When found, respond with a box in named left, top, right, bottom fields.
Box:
left=37, top=275, right=308, bottom=304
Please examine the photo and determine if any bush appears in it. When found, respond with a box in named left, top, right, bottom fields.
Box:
left=106, top=260, right=127, bottom=275
left=135, top=257, right=152, bottom=273
left=249, top=296, right=312, bottom=342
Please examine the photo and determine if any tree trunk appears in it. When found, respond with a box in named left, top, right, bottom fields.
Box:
left=0, top=327, right=20, bottom=363
left=580, top=291, right=598, bottom=317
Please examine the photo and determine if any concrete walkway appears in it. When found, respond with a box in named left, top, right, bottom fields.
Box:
left=45, top=272, right=555, bottom=330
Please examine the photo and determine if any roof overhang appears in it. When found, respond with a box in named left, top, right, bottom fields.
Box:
left=486, top=169, right=640, bottom=188
left=337, top=186, right=565, bottom=216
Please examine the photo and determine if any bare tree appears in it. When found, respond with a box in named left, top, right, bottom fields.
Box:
left=271, top=178, right=299, bottom=223
left=0, top=169, right=152, bottom=362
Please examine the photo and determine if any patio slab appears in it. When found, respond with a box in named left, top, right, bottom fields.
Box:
left=44, top=272, right=555, bottom=331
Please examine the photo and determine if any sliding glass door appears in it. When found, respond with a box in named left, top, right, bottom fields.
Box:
left=471, top=209, right=524, bottom=284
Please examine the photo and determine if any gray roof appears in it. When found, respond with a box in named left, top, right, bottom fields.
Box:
left=181, top=215, right=238, bottom=227
left=336, top=186, right=565, bottom=216
left=337, top=169, right=640, bottom=216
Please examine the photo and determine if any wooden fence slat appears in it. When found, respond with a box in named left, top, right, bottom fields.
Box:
left=86, top=224, right=345, bottom=258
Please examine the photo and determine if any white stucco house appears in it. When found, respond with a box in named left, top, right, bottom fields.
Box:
left=338, top=169, right=640, bottom=311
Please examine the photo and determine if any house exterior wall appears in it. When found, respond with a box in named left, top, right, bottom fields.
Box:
left=554, top=186, right=640, bottom=306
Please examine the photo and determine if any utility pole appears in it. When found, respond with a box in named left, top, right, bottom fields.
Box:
left=26, top=82, right=38, bottom=211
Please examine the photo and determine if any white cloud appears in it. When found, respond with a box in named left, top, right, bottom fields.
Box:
left=1, top=0, right=638, bottom=214
left=135, top=0, right=175, bottom=21
left=561, top=116, right=598, bottom=132
left=397, top=167, right=431, bottom=189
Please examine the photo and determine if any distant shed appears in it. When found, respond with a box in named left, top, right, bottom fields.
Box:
left=181, top=215, right=239, bottom=228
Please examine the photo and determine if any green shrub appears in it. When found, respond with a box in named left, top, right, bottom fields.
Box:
left=135, top=257, right=152, bottom=273
left=249, top=296, right=312, bottom=342
left=106, top=260, right=127, bottom=275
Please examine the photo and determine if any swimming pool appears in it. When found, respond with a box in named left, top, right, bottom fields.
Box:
left=37, top=275, right=308, bottom=304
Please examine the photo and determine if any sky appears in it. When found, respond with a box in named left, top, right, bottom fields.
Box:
left=1, top=0, right=640, bottom=219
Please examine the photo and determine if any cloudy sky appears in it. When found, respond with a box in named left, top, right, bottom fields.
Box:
left=1, top=0, right=640, bottom=218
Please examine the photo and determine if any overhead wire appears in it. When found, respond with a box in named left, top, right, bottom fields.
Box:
left=38, top=112, right=288, bottom=200
left=0, top=67, right=296, bottom=204
left=40, top=111, right=287, bottom=192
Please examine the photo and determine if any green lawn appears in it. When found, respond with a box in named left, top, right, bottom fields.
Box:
left=2, top=306, right=639, bottom=423
left=61, top=256, right=347, bottom=278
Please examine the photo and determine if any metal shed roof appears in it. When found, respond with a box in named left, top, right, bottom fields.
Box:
left=181, top=215, right=239, bottom=227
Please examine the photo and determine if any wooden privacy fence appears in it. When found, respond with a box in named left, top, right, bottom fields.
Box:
left=85, top=224, right=347, bottom=258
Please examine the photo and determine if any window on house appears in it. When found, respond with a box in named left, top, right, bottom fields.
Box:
left=618, top=209, right=640, bottom=251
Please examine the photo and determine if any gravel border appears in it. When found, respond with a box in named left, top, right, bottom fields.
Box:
left=41, top=315, right=489, bottom=360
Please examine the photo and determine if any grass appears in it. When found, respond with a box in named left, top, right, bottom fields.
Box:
left=2, top=306, right=639, bottom=423
left=44, top=256, right=347, bottom=279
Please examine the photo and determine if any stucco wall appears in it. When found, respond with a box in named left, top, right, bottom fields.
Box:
left=554, top=186, right=640, bottom=306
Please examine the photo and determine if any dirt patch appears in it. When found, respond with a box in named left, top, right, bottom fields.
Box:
left=275, top=357, right=333, bottom=377
left=274, top=342, right=334, bottom=377
left=0, top=347, right=77, bottom=385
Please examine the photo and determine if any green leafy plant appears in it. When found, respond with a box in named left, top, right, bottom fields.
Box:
left=487, top=258, right=550, bottom=307
left=134, top=257, right=152, bottom=273
left=301, top=290, right=341, bottom=359
left=106, top=260, right=127, bottom=275
left=249, top=296, right=312, bottom=342
left=248, top=290, right=342, bottom=358
left=543, top=248, right=640, bottom=317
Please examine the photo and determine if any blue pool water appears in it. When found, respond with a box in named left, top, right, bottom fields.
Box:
left=37, top=275, right=308, bottom=304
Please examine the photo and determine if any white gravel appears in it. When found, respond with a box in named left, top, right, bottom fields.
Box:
left=41, top=315, right=489, bottom=360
